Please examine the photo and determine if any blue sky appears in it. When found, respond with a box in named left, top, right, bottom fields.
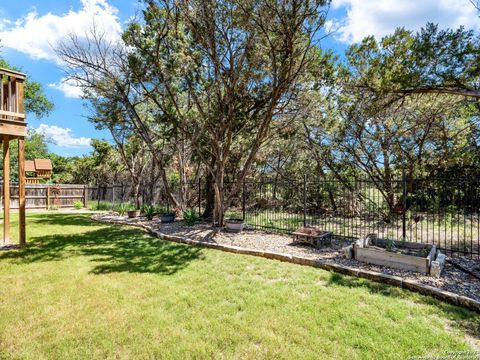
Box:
left=0, top=0, right=477, bottom=156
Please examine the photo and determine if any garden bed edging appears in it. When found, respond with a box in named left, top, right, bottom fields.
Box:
left=92, top=215, right=480, bottom=313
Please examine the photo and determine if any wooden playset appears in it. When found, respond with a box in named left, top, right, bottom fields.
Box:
left=0, top=68, right=26, bottom=247
left=25, top=158, right=53, bottom=184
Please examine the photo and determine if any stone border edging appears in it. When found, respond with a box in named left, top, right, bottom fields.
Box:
left=93, top=217, right=480, bottom=313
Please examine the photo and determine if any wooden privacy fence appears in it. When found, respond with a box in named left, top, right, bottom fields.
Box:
left=0, top=183, right=88, bottom=209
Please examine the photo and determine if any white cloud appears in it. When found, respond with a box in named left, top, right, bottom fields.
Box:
left=48, top=78, right=83, bottom=98
left=330, top=0, right=479, bottom=43
left=35, top=124, right=91, bottom=148
left=0, top=0, right=121, bottom=62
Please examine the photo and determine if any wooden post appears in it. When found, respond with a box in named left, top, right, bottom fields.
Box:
left=17, top=79, right=24, bottom=114
left=46, top=185, right=50, bottom=210
left=3, top=135, right=10, bottom=244
left=18, top=137, right=26, bottom=246
left=83, top=185, right=88, bottom=208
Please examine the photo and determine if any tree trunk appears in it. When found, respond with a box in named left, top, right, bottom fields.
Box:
left=132, top=179, right=141, bottom=209
left=381, top=143, right=395, bottom=211
left=177, top=141, right=190, bottom=213
left=202, top=172, right=215, bottom=219
left=213, top=164, right=225, bottom=227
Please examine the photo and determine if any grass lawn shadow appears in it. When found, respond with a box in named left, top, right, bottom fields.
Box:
left=0, top=223, right=203, bottom=276
left=31, top=213, right=103, bottom=227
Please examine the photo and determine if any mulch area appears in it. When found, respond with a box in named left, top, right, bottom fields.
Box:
left=94, top=214, right=480, bottom=302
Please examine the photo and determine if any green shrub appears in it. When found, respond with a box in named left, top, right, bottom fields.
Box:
left=115, top=203, right=131, bottom=216
left=143, top=205, right=157, bottom=220
left=73, top=200, right=83, bottom=210
left=183, top=209, right=199, bottom=226
left=89, top=201, right=113, bottom=211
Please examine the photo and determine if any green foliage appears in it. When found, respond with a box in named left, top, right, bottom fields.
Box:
left=89, top=201, right=113, bottom=211
left=23, top=79, right=54, bottom=118
left=4, top=129, right=51, bottom=180
left=183, top=209, right=198, bottom=226
left=115, top=203, right=130, bottom=216
left=143, top=205, right=157, bottom=220
left=73, top=201, right=83, bottom=210
left=385, top=238, right=395, bottom=252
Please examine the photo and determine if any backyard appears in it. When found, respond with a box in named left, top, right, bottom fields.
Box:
left=1, top=1, right=480, bottom=359
left=0, top=213, right=479, bottom=359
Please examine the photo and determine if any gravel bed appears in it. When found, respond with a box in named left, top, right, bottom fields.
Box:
left=95, top=214, right=480, bottom=302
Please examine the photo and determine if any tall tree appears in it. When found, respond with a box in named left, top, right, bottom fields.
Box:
left=123, top=0, right=331, bottom=224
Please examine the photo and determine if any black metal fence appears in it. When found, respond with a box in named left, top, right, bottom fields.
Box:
left=88, top=175, right=480, bottom=259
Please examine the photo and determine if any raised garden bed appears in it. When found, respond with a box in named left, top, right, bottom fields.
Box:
left=292, top=227, right=332, bottom=249
left=353, top=234, right=437, bottom=275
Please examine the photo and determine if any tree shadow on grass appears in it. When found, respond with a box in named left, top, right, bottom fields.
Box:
left=29, top=213, right=102, bottom=227
left=327, top=272, right=480, bottom=344
left=0, top=226, right=203, bottom=276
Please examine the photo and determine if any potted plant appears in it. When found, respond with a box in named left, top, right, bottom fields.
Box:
left=157, top=206, right=175, bottom=223
left=127, top=204, right=140, bottom=218
left=225, top=218, right=245, bottom=233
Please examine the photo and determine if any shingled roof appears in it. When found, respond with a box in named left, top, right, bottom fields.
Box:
left=33, top=159, right=52, bottom=171
left=25, top=160, right=36, bottom=172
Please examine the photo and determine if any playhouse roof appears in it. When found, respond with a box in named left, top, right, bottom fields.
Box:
left=25, top=160, right=35, bottom=172
left=34, top=159, right=52, bottom=171
left=25, top=159, right=53, bottom=173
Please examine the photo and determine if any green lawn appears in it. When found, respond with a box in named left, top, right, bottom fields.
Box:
left=0, top=214, right=478, bottom=359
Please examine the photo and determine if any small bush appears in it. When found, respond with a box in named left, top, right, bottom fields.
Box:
left=115, top=203, right=131, bottom=216
left=143, top=205, right=157, bottom=220
left=89, top=201, right=113, bottom=211
left=73, top=200, right=83, bottom=210
left=183, top=209, right=199, bottom=226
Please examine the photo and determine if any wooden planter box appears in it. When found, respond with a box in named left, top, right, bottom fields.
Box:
left=353, top=235, right=436, bottom=275
left=292, top=227, right=332, bottom=248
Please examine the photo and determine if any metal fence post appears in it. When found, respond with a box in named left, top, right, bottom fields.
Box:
left=402, top=171, right=407, bottom=241
left=112, top=184, right=115, bottom=210
left=198, top=177, right=201, bottom=216
left=242, top=178, right=246, bottom=221
left=97, top=183, right=100, bottom=210
left=303, top=174, right=307, bottom=227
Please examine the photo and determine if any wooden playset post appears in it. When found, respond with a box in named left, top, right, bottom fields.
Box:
left=0, top=68, right=27, bottom=247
